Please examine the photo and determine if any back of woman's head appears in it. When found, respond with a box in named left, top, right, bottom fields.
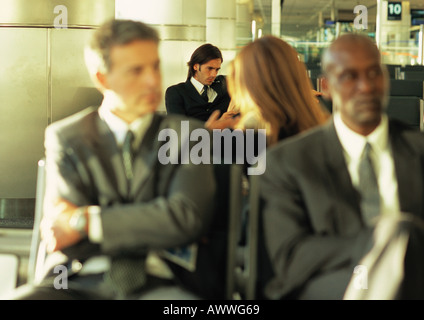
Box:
left=228, top=35, right=327, bottom=145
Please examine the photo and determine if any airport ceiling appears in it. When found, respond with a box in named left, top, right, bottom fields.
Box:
left=253, top=0, right=424, bottom=39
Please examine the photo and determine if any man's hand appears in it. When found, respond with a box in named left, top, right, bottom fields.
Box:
left=205, top=110, right=240, bottom=130
left=40, top=199, right=85, bottom=253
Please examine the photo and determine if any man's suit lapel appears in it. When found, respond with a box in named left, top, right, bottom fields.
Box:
left=130, top=113, right=163, bottom=197
left=91, top=112, right=163, bottom=201
left=91, top=113, right=129, bottom=201
left=389, top=123, right=423, bottom=216
left=184, top=80, right=206, bottom=104
left=184, top=77, right=225, bottom=103
left=322, top=119, right=424, bottom=221
left=210, top=76, right=225, bottom=97
left=322, top=120, right=362, bottom=217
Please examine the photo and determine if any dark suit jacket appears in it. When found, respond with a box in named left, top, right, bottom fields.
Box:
left=261, top=118, right=424, bottom=299
left=42, top=108, right=216, bottom=287
left=165, top=75, right=231, bottom=122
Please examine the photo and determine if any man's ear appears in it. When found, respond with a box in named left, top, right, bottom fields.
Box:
left=95, top=71, right=110, bottom=91
left=193, top=63, right=199, bottom=72
left=320, top=76, right=332, bottom=100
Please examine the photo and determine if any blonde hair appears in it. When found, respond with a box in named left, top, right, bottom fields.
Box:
left=228, top=35, right=328, bottom=146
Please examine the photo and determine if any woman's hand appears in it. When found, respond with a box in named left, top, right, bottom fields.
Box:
left=205, top=110, right=241, bottom=130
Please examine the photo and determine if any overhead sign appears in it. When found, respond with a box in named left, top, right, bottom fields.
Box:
left=387, top=1, right=402, bottom=21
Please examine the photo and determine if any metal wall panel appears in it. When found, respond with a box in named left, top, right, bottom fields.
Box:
left=0, top=0, right=115, bottom=28
left=50, top=28, right=103, bottom=122
left=0, top=0, right=114, bottom=227
left=0, top=27, right=103, bottom=227
left=0, top=28, right=48, bottom=199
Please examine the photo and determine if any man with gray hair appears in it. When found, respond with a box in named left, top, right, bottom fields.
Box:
left=9, top=19, right=215, bottom=300
left=261, top=33, right=424, bottom=300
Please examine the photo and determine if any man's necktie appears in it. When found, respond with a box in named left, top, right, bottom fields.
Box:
left=122, top=130, right=135, bottom=182
left=358, top=142, right=381, bottom=226
left=201, top=85, right=209, bottom=102
left=105, top=129, right=147, bottom=298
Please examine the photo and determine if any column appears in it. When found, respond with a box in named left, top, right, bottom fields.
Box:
left=419, top=24, right=424, bottom=65
left=236, top=0, right=253, bottom=49
left=271, top=0, right=281, bottom=38
left=206, top=0, right=237, bottom=74
left=331, top=0, right=337, bottom=22
left=116, top=0, right=207, bottom=112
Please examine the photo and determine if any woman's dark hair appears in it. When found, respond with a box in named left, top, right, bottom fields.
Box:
left=187, top=43, right=223, bottom=80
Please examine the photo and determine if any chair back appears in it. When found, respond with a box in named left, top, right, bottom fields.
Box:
left=387, top=96, right=424, bottom=131
left=27, top=159, right=47, bottom=285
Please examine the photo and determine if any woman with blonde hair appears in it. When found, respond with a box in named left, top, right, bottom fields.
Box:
left=226, top=35, right=328, bottom=146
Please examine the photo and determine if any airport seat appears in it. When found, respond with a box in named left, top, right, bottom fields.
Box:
left=403, top=71, right=424, bottom=81
left=0, top=162, right=38, bottom=297
left=307, top=68, right=323, bottom=91
left=307, top=68, right=322, bottom=80
left=318, top=96, right=333, bottom=114
left=401, top=65, right=424, bottom=72
left=225, top=164, right=244, bottom=299
left=310, top=78, right=318, bottom=90
left=305, top=62, right=321, bottom=70
left=164, top=163, right=236, bottom=299
left=0, top=224, right=33, bottom=298
left=386, top=96, right=424, bottom=131
left=389, top=79, right=424, bottom=98
left=225, top=165, right=263, bottom=300
left=0, top=199, right=35, bottom=229
left=316, top=94, right=424, bottom=132
left=26, top=159, right=47, bottom=285
left=27, top=159, right=251, bottom=300
left=385, top=64, right=402, bottom=79
left=0, top=254, right=19, bottom=298
left=165, top=163, right=259, bottom=300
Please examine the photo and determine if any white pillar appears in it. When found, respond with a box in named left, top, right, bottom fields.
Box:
left=236, top=1, right=252, bottom=49
left=419, top=24, right=424, bottom=65
left=318, top=11, right=323, bottom=29
left=376, top=0, right=383, bottom=50
left=331, top=0, right=336, bottom=22
left=206, top=0, right=237, bottom=74
left=335, top=22, right=341, bottom=38
left=271, top=0, right=281, bottom=38
left=116, top=0, right=207, bottom=112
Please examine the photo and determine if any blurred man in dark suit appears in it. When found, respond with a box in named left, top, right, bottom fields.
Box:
left=9, top=19, right=215, bottom=300
left=261, top=34, right=424, bottom=300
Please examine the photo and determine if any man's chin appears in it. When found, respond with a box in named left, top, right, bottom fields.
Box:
left=141, top=95, right=160, bottom=108
left=356, top=102, right=383, bottom=117
left=143, top=103, right=159, bottom=113
left=359, top=112, right=383, bottom=128
left=131, top=102, right=159, bottom=117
